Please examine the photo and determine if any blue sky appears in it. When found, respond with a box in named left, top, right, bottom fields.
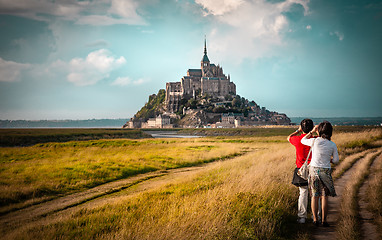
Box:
left=0, top=0, right=381, bottom=120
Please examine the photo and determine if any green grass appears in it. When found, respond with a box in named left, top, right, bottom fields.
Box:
left=0, top=128, right=152, bottom=146
left=18, top=160, right=300, bottom=240
left=0, top=138, right=247, bottom=207
left=2, top=127, right=382, bottom=239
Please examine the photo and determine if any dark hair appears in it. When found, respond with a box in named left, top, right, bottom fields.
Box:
left=301, top=119, right=314, bottom=133
left=318, top=121, right=333, bottom=140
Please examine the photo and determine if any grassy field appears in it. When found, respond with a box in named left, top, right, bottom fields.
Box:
left=0, top=128, right=152, bottom=147
left=0, top=138, right=250, bottom=209
left=1, top=127, right=382, bottom=239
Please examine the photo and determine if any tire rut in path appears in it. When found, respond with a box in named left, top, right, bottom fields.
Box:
left=0, top=151, right=249, bottom=236
left=312, top=149, right=380, bottom=240
left=358, top=152, right=382, bottom=240
left=0, top=166, right=205, bottom=235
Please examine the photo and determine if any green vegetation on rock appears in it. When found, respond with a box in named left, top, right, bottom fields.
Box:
left=134, top=89, right=166, bottom=121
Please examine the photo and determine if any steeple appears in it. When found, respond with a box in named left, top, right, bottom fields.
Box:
left=204, top=36, right=207, bottom=56
left=201, top=35, right=210, bottom=68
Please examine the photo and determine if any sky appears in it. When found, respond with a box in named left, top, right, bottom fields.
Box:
left=0, top=0, right=381, bottom=120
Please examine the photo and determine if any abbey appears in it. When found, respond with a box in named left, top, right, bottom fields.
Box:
left=125, top=38, right=291, bottom=128
left=165, top=39, right=236, bottom=113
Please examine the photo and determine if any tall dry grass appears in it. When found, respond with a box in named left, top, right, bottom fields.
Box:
left=333, top=128, right=382, bottom=157
left=8, top=139, right=301, bottom=240
left=0, top=139, right=247, bottom=209
left=365, top=153, right=382, bottom=237
left=3, top=129, right=382, bottom=239
left=336, top=150, right=382, bottom=240
left=331, top=128, right=382, bottom=180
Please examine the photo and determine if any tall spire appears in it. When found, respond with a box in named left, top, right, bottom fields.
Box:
left=201, top=35, right=210, bottom=64
left=204, top=35, right=207, bottom=56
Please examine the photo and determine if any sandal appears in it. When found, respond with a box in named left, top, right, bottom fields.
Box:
left=322, top=222, right=330, bottom=227
left=313, top=221, right=320, bottom=227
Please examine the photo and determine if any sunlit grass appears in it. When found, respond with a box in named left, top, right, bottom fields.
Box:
left=365, top=154, right=382, bottom=236
left=336, top=151, right=381, bottom=240
left=1, top=127, right=382, bottom=239
left=11, top=141, right=300, bottom=240
left=0, top=138, right=249, bottom=207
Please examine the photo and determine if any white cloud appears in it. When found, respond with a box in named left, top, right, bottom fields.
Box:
left=195, top=0, right=310, bottom=62
left=0, top=0, right=146, bottom=26
left=306, top=25, right=311, bottom=30
left=86, top=40, right=109, bottom=48
left=196, top=0, right=244, bottom=16
left=65, top=49, right=126, bottom=86
left=330, top=31, right=344, bottom=41
left=0, top=57, right=31, bottom=82
left=132, top=78, right=147, bottom=85
left=112, top=77, right=131, bottom=86
left=111, top=76, right=147, bottom=86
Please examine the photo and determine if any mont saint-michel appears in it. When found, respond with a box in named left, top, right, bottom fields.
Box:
left=124, top=39, right=290, bottom=128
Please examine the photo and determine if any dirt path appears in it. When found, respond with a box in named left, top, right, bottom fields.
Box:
left=358, top=153, right=381, bottom=240
left=312, top=149, right=381, bottom=240
left=0, top=155, right=234, bottom=237
left=2, top=148, right=381, bottom=239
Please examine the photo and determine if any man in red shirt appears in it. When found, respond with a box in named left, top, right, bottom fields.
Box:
left=288, top=119, right=314, bottom=224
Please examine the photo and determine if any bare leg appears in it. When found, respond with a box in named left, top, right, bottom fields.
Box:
left=321, top=196, right=328, bottom=223
left=311, top=196, right=319, bottom=222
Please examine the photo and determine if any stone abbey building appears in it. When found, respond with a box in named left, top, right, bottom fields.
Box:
left=165, top=39, right=236, bottom=113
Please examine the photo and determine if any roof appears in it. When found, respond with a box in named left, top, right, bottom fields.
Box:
left=188, top=69, right=202, bottom=72
left=202, top=54, right=210, bottom=62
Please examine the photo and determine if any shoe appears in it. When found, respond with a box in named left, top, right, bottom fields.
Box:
left=322, top=222, right=330, bottom=227
left=311, top=215, right=322, bottom=222
left=297, top=217, right=306, bottom=224
left=313, top=221, right=320, bottom=227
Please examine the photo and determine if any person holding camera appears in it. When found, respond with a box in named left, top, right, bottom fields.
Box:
left=288, top=119, right=314, bottom=224
left=301, top=121, right=339, bottom=227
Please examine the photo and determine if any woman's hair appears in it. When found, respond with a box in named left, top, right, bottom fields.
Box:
left=318, top=121, right=333, bottom=140
left=301, top=119, right=314, bottom=133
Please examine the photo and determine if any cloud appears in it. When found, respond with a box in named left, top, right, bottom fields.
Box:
left=86, top=40, right=109, bottom=48
left=196, top=0, right=245, bottom=16
left=306, top=25, right=311, bottom=30
left=0, top=57, right=31, bottom=82
left=0, top=0, right=146, bottom=26
left=195, top=0, right=310, bottom=62
left=64, top=49, right=126, bottom=86
left=111, top=76, right=147, bottom=86
left=330, top=31, right=344, bottom=41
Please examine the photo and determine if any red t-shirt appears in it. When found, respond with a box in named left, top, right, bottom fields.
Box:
left=289, top=134, right=312, bottom=168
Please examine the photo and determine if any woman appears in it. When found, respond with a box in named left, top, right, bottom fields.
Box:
left=301, top=121, right=339, bottom=227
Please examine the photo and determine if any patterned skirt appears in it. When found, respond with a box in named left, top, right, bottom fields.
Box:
left=308, top=166, right=337, bottom=197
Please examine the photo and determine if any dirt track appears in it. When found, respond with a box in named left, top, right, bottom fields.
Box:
left=0, top=159, right=230, bottom=238
left=1, top=148, right=381, bottom=239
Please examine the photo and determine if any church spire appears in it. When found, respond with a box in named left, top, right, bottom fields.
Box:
left=204, top=35, right=207, bottom=56
left=201, top=35, right=210, bottom=65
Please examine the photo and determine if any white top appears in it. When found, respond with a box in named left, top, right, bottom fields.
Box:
left=301, top=136, right=339, bottom=168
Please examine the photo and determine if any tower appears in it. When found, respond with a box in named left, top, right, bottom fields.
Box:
left=201, top=36, right=210, bottom=69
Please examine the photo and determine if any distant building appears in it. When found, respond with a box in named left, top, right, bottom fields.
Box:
left=140, top=114, right=172, bottom=128
left=166, top=38, right=236, bottom=113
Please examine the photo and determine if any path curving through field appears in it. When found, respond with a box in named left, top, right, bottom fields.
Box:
left=0, top=151, right=246, bottom=238
left=358, top=153, right=381, bottom=240
left=1, top=147, right=381, bottom=239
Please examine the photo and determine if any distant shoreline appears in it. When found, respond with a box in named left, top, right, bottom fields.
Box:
left=0, top=117, right=381, bottom=128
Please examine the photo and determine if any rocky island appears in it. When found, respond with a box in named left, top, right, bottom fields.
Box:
left=124, top=39, right=290, bottom=128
